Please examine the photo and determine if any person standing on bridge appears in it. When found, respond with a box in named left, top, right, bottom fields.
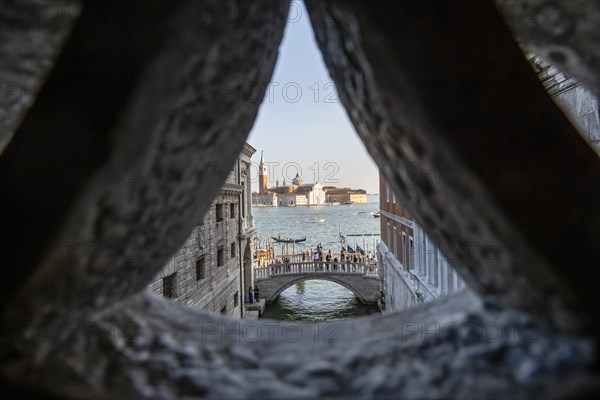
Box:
left=248, top=286, right=254, bottom=305
left=254, top=286, right=260, bottom=303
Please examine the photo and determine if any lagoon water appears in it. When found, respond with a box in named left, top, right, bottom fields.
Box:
left=253, top=196, right=381, bottom=321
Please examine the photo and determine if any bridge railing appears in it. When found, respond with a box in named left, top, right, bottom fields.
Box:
left=254, top=261, right=379, bottom=279
left=254, top=253, right=378, bottom=267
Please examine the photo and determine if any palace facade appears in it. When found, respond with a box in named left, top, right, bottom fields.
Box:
left=325, top=188, right=368, bottom=204
left=149, top=143, right=257, bottom=318
left=378, top=175, right=467, bottom=311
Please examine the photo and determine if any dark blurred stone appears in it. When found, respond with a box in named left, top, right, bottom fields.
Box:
left=0, top=0, right=599, bottom=398
left=305, top=0, right=600, bottom=334
left=496, top=0, right=600, bottom=97
left=2, top=290, right=595, bottom=398
left=0, top=0, right=81, bottom=153
left=0, top=0, right=289, bottom=329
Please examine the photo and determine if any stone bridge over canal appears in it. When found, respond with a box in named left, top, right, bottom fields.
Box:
left=254, top=262, right=381, bottom=304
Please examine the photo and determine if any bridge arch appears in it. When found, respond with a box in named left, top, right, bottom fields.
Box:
left=264, top=275, right=371, bottom=304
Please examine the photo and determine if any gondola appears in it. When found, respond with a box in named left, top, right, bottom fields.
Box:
left=272, top=236, right=306, bottom=243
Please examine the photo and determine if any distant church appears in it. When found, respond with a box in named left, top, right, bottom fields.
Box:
left=252, top=151, right=326, bottom=206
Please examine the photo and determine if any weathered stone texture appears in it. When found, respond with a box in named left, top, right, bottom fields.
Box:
left=0, top=0, right=81, bottom=153
left=496, top=0, right=600, bottom=97
left=555, top=86, right=600, bottom=152
left=529, top=55, right=600, bottom=154
left=3, top=291, right=598, bottom=399
left=379, top=242, right=424, bottom=311
left=1, top=0, right=599, bottom=398
left=305, top=0, right=600, bottom=334
left=0, top=0, right=287, bottom=329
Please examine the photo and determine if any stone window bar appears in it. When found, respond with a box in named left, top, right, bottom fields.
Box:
left=0, top=0, right=598, bottom=398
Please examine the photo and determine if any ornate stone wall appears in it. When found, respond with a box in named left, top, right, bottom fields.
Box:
left=529, top=55, right=600, bottom=153
left=496, top=0, right=600, bottom=97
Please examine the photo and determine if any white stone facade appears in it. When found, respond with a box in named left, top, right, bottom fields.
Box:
left=301, top=183, right=326, bottom=205
left=253, top=193, right=277, bottom=206
left=378, top=222, right=467, bottom=313
left=277, top=194, right=307, bottom=206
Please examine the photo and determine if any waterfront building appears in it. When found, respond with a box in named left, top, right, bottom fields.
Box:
left=252, top=151, right=326, bottom=206
left=253, top=191, right=278, bottom=206
left=294, top=182, right=326, bottom=205
left=149, top=143, right=257, bottom=318
left=325, top=188, right=368, bottom=204
left=266, top=178, right=326, bottom=205
left=277, top=193, right=308, bottom=206
left=377, top=176, right=466, bottom=312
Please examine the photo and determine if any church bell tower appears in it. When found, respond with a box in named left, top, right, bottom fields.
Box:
left=259, top=151, right=268, bottom=194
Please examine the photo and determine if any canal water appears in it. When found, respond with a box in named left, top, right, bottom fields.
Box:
left=253, top=197, right=381, bottom=321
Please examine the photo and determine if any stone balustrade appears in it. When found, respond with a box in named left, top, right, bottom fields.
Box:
left=255, top=261, right=379, bottom=280
left=253, top=260, right=380, bottom=304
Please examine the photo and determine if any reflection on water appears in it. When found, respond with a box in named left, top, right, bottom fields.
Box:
left=261, top=280, right=379, bottom=321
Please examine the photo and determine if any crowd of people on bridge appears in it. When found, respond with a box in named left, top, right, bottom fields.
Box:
left=264, top=244, right=378, bottom=274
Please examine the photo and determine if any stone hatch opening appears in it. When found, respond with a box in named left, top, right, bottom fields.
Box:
left=0, top=0, right=599, bottom=398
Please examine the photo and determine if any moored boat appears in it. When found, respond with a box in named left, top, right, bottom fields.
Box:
left=272, top=236, right=307, bottom=243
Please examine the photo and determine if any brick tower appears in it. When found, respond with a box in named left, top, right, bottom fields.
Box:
left=259, top=151, right=268, bottom=194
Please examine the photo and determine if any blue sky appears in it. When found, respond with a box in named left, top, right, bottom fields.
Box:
left=248, top=1, right=379, bottom=193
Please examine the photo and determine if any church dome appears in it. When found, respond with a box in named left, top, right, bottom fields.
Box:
left=292, top=172, right=304, bottom=186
